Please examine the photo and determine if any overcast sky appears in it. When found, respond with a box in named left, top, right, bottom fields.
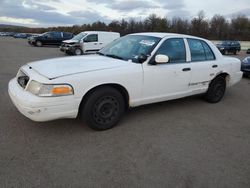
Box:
left=0, top=0, right=249, bottom=27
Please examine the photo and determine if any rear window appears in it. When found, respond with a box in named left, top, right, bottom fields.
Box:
left=201, top=41, right=215, bottom=60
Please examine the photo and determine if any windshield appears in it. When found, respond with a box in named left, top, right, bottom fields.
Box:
left=99, top=35, right=161, bottom=63
left=72, top=32, right=87, bottom=41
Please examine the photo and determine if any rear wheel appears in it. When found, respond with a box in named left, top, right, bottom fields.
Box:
left=204, top=76, right=226, bottom=103
left=80, top=86, right=125, bottom=130
left=243, top=73, right=250, bottom=78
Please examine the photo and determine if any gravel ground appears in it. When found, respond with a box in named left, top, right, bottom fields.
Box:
left=0, top=37, right=250, bottom=188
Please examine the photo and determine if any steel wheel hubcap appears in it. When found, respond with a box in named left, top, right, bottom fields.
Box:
left=93, top=96, right=119, bottom=124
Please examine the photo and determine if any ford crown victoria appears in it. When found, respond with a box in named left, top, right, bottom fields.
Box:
left=8, top=33, right=243, bottom=130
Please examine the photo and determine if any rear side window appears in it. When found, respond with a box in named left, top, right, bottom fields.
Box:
left=63, top=32, right=72, bottom=38
left=201, top=41, right=215, bottom=60
left=187, top=39, right=215, bottom=62
left=84, top=34, right=98, bottom=42
left=155, top=38, right=186, bottom=63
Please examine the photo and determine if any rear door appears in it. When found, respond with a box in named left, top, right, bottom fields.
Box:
left=187, top=38, right=218, bottom=94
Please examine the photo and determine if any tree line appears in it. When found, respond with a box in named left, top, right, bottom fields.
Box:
left=1, top=12, right=250, bottom=40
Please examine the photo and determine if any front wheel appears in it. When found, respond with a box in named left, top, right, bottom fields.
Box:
left=204, top=76, right=226, bottom=103
left=74, top=48, right=83, bottom=55
left=80, top=86, right=125, bottom=130
left=36, top=41, right=42, bottom=47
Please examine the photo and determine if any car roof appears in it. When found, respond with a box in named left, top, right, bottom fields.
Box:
left=222, top=40, right=240, bottom=42
left=81, top=31, right=119, bottom=34
left=129, top=32, right=203, bottom=40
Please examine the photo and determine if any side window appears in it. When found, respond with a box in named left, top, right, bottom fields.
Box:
left=187, top=39, right=206, bottom=62
left=63, top=32, right=72, bottom=38
left=155, top=38, right=186, bottom=63
left=84, top=34, right=98, bottom=42
left=44, top=33, right=52, bottom=38
left=201, top=41, right=215, bottom=60
left=51, top=32, right=62, bottom=38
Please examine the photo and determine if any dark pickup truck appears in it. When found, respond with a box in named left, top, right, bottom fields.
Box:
left=216, top=41, right=241, bottom=55
left=28, top=31, right=73, bottom=47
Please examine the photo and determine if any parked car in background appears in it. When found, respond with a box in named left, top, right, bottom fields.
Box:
left=60, top=31, right=120, bottom=55
left=8, top=33, right=242, bottom=130
left=27, top=34, right=39, bottom=43
left=0, top=32, right=16, bottom=37
left=13, top=33, right=31, bottom=39
left=216, top=40, right=241, bottom=55
left=241, top=56, right=250, bottom=77
left=0, top=32, right=7, bottom=36
left=28, top=31, right=73, bottom=47
left=246, top=48, right=250, bottom=54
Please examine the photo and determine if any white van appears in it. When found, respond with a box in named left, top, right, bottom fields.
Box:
left=60, top=31, right=120, bottom=55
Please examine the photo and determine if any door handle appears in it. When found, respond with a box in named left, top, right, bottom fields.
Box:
left=182, top=68, right=191, bottom=72
left=94, top=43, right=98, bottom=45
left=212, top=65, right=218, bottom=68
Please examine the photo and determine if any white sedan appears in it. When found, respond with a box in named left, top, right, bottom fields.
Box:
left=8, top=33, right=243, bottom=130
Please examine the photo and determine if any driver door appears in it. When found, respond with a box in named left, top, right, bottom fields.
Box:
left=142, top=38, right=192, bottom=104
left=83, top=34, right=99, bottom=53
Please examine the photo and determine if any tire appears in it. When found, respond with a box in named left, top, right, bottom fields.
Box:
left=36, top=41, right=42, bottom=47
left=204, top=76, right=226, bottom=103
left=233, top=50, right=237, bottom=55
left=80, top=86, right=125, bottom=130
left=74, top=48, right=82, bottom=55
left=243, top=73, right=250, bottom=78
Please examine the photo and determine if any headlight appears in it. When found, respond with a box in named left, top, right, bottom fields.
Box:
left=220, top=47, right=224, bottom=50
left=26, top=80, right=74, bottom=97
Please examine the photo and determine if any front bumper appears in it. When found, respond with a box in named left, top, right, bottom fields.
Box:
left=8, top=78, right=80, bottom=122
left=241, top=65, right=250, bottom=75
left=59, top=45, right=78, bottom=54
left=59, top=45, right=69, bottom=52
left=28, top=40, right=36, bottom=45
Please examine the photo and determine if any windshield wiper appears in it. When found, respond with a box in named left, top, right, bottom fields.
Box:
left=105, top=54, right=124, bottom=60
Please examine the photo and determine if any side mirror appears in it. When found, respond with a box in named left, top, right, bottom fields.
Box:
left=155, top=54, right=169, bottom=64
left=138, top=53, right=148, bottom=63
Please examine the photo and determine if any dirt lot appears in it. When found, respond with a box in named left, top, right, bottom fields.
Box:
left=0, top=38, right=250, bottom=188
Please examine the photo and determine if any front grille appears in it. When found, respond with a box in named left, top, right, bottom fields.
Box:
left=17, top=70, right=29, bottom=89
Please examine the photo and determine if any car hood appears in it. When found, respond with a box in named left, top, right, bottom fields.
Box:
left=62, top=39, right=79, bottom=44
left=27, top=55, right=129, bottom=79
